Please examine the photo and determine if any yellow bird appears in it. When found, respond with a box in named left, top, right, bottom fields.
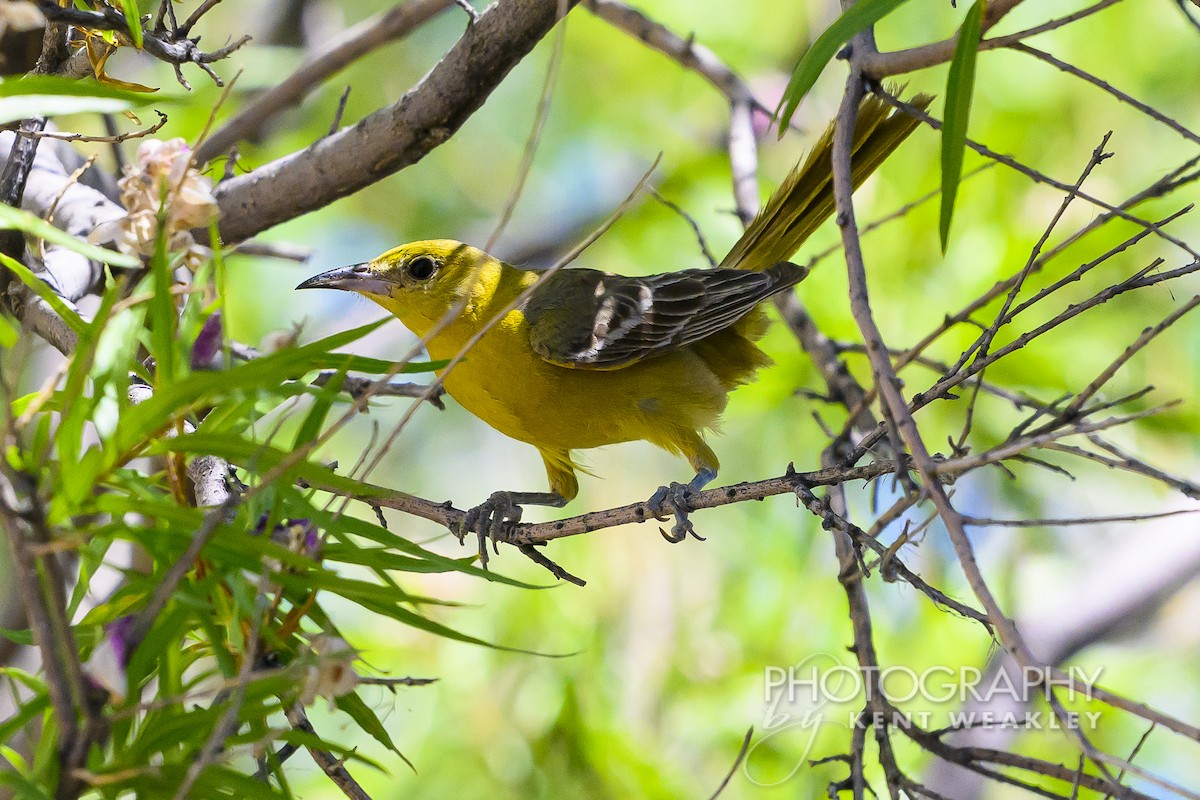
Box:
left=299, top=92, right=928, bottom=547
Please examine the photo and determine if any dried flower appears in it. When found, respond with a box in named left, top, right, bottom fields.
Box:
left=90, top=138, right=220, bottom=270
left=300, top=635, right=359, bottom=710
left=251, top=513, right=321, bottom=559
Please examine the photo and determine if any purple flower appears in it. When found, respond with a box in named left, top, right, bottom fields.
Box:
left=253, top=514, right=321, bottom=558
left=83, top=615, right=137, bottom=701
left=299, top=520, right=319, bottom=555
left=191, top=311, right=223, bottom=370
left=105, top=615, right=136, bottom=670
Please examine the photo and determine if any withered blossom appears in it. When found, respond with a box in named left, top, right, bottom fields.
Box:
left=90, top=138, right=220, bottom=270
left=300, top=635, right=359, bottom=710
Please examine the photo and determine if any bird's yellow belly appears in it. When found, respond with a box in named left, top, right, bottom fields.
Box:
left=430, top=315, right=725, bottom=453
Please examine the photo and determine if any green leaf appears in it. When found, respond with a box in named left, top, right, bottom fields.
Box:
left=286, top=488, right=537, bottom=586
left=56, top=280, right=121, bottom=493
left=336, top=691, right=413, bottom=768
left=0, top=750, right=51, bottom=799
left=154, top=433, right=384, bottom=497
left=0, top=203, right=139, bottom=268
left=0, top=695, right=49, bottom=752
left=0, top=253, right=87, bottom=335
left=305, top=353, right=448, bottom=375
left=267, top=569, right=505, bottom=648
left=939, top=0, right=985, bottom=251
left=0, top=628, right=33, bottom=646
left=0, top=74, right=168, bottom=102
left=0, top=314, right=18, bottom=347
left=226, top=725, right=385, bottom=770
left=0, top=667, right=46, bottom=692
left=776, top=0, right=915, bottom=131
left=148, top=217, right=177, bottom=383
left=293, top=362, right=346, bottom=449
left=120, top=0, right=144, bottom=48
left=189, top=766, right=291, bottom=800
left=125, top=605, right=194, bottom=697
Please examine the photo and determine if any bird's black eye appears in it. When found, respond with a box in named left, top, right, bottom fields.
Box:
left=406, top=255, right=438, bottom=282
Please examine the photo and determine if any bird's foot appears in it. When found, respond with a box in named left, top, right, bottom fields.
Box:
left=648, top=468, right=716, bottom=543
left=648, top=482, right=706, bottom=543
left=454, top=490, right=567, bottom=569
left=456, top=491, right=524, bottom=569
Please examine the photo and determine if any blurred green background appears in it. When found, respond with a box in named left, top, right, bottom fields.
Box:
left=23, top=0, right=1200, bottom=796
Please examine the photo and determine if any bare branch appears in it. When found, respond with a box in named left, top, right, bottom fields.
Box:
left=858, top=0, right=1123, bottom=78
left=285, top=704, right=374, bottom=800
left=8, top=111, right=169, bottom=145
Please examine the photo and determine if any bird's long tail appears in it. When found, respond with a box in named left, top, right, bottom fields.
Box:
left=719, top=89, right=933, bottom=273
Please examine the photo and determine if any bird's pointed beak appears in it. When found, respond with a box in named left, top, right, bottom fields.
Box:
left=296, top=263, right=392, bottom=295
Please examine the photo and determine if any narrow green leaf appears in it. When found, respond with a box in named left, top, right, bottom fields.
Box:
left=0, top=695, right=49, bottom=748
left=0, top=750, right=52, bottom=800
left=120, top=0, right=144, bottom=48
left=125, top=605, right=193, bottom=696
left=939, top=0, right=985, bottom=251
left=0, top=204, right=138, bottom=268
left=776, top=0, right=915, bottom=131
left=0, top=628, right=33, bottom=645
left=56, top=280, right=120, bottom=486
left=154, top=433, right=389, bottom=498
left=293, top=362, right=346, bottom=448
left=148, top=216, right=176, bottom=383
left=336, top=691, right=411, bottom=766
left=309, top=353, right=447, bottom=375
left=270, top=571, right=504, bottom=648
left=193, top=765, right=311, bottom=799
left=0, top=253, right=87, bottom=335
left=287, top=488, right=538, bottom=587
left=0, top=69, right=179, bottom=124
left=0, top=314, right=18, bottom=347
left=226, top=724, right=385, bottom=770
left=0, top=74, right=168, bottom=102
left=0, top=667, right=46, bottom=692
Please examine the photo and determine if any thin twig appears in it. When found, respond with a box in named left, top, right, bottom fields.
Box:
left=486, top=0, right=570, bottom=250
left=707, top=728, right=754, bottom=800
left=1008, top=43, right=1200, bottom=145
left=964, top=508, right=1200, bottom=527
left=9, top=111, right=168, bottom=144
left=649, top=188, right=718, bottom=267
left=327, top=86, right=352, bottom=136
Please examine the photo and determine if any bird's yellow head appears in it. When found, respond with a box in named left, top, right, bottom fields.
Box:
left=297, top=239, right=496, bottom=336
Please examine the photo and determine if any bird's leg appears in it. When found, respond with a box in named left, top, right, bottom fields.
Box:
left=648, top=468, right=717, bottom=543
left=456, top=491, right=567, bottom=568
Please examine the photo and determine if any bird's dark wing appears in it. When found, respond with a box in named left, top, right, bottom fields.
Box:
left=523, top=262, right=807, bottom=369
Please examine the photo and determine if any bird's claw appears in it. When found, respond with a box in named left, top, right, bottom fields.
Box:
left=457, top=491, right=524, bottom=568
left=648, top=482, right=705, bottom=543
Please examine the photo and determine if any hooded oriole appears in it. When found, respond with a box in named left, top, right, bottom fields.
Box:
left=299, top=91, right=929, bottom=547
